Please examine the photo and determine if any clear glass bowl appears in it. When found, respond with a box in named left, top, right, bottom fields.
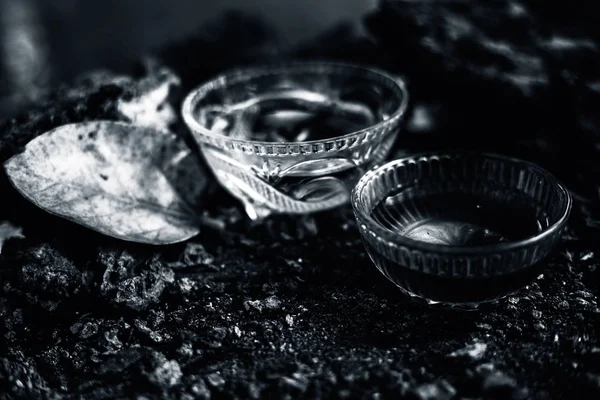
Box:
left=351, top=152, right=572, bottom=309
left=182, top=62, right=408, bottom=220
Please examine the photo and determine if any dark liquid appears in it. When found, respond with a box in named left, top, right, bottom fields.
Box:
left=364, top=240, right=546, bottom=305
left=371, top=191, right=548, bottom=246
left=369, top=190, right=550, bottom=305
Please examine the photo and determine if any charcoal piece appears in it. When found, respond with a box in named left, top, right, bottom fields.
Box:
left=409, top=379, right=456, bottom=400
left=136, top=324, right=166, bottom=346
left=0, top=299, right=23, bottom=350
left=481, top=371, right=528, bottom=400
left=89, top=319, right=130, bottom=354
left=145, top=358, right=182, bottom=388
left=70, top=318, right=133, bottom=376
left=0, top=242, right=83, bottom=310
left=243, top=295, right=282, bottom=313
left=178, top=375, right=212, bottom=399
left=70, top=321, right=99, bottom=340
left=97, top=249, right=174, bottom=312
left=36, top=345, right=75, bottom=392
left=93, top=347, right=150, bottom=376
left=167, top=242, right=215, bottom=269
left=15, top=243, right=82, bottom=298
left=74, top=382, right=127, bottom=400
left=87, top=347, right=182, bottom=397
left=0, top=351, right=61, bottom=399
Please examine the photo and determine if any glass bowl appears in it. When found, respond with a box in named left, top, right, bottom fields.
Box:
left=351, top=152, right=572, bottom=309
left=182, top=62, right=408, bottom=220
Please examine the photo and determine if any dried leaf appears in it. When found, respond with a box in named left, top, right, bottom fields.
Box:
left=4, top=121, right=205, bottom=244
left=0, top=221, right=25, bottom=253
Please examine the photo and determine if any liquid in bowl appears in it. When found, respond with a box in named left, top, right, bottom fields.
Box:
left=182, top=63, right=408, bottom=219
left=352, top=153, right=572, bottom=309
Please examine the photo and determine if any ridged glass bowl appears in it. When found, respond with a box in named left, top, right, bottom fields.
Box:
left=182, top=62, right=408, bottom=220
left=351, top=152, right=572, bottom=309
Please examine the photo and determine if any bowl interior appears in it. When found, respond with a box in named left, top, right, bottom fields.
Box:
left=186, top=63, right=406, bottom=144
left=353, top=153, right=571, bottom=251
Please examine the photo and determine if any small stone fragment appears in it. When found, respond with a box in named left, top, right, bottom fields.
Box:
left=280, top=373, right=309, bottom=392
left=149, top=359, right=182, bottom=388
left=206, top=372, right=225, bottom=387
left=99, top=249, right=174, bottom=311
left=234, top=326, right=242, bottom=337
left=410, top=379, right=456, bottom=400
left=95, top=347, right=148, bottom=376
left=0, top=351, right=58, bottom=399
left=177, top=277, right=195, bottom=294
left=134, top=319, right=164, bottom=343
left=244, top=296, right=282, bottom=312
left=448, top=342, right=488, bottom=360
left=79, top=321, right=99, bottom=339
left=264, top=296, right=282, bottom=310
left=168, top=242, right=215, bottom=269
left=189, top=377, right=211, bottom=399
left=286, top=314, right=294, bottom=327
left=557, top=300, right=570, bottom=310
left=475, top=363, right=496, bottom=376
left=482, top=371, right=527, bottom=400
left=177, top=343, right=194, bottom=361
left=2, top=243, right=83, bottom=309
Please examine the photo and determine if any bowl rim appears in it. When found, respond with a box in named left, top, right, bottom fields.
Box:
left=181, top=61, right=409, bottom=154
left=351, top=151, right=573, bottom=255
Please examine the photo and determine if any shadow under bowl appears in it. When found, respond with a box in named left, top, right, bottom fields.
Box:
left=351, top=152, right=572, bottom=309
left=182, top=62, right=408, bottom=220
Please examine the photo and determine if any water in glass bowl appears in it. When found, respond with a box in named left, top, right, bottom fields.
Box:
left=202, top=87, right=379, bottom=141
left=198, top=87, right=396, bottom=215
left=371, top=189, right=549, bottom=246
left=368, top=186, right=551, bottom=305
